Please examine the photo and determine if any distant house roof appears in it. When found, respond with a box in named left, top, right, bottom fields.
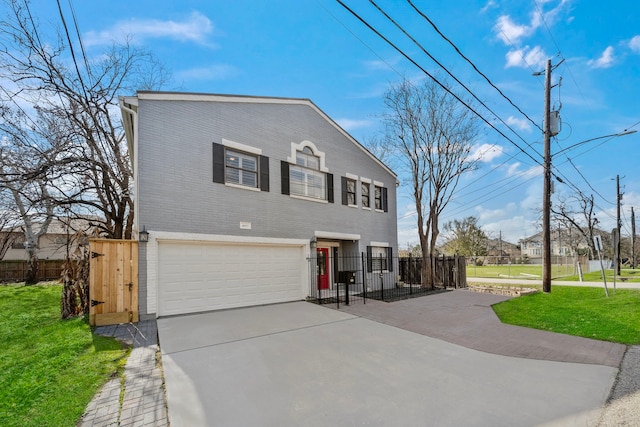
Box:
left=6, top=217, right=102, bottom=236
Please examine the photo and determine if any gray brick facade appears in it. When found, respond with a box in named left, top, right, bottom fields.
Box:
left=121, top=92, right=398, bottom=315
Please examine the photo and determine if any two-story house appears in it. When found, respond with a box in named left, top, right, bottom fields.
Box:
left=120, top=92, right=398, bottom=318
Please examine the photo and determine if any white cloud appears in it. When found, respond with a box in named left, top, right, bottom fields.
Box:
left=494, top=0, right=569, bottom=46
left=588, top=46, right=615, bottom=69
left=469, top=143, right=504, bottom=163
left=480, top=0, right=498, bottom=14
left=175, top=64, right=238, bottom=81
left=505, top=162, right=542, bottom=179
left=336, top=118, right=374, bottom=132
left=494, top=15, right=532, bottom=45
left=629, top=35, right=640, bottom=53
left=84, top=11, right=214, bottom=47
left=505, top=116, right=532, bottom=131
left=505, top=45, right=548, bottom=69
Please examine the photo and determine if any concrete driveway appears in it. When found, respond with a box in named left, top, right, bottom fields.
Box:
left=158, top=300, right=617, bottom=426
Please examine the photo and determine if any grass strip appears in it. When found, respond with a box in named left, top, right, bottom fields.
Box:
left=492, top=285, right=640, bottom=345
left=0, top=283, right=129, bottom=427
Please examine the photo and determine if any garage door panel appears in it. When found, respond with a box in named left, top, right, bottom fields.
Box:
left=157, top=241, right=306, bottom=316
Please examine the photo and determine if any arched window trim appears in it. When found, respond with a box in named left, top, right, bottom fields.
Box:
left=287, top=140, right=329, bottom=173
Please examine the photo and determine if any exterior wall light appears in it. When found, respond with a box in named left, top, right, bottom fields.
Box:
left=139, top=226, right=149, bottom=243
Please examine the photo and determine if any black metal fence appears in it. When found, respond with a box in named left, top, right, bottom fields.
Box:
left=308, top=254, right=466, bottom=307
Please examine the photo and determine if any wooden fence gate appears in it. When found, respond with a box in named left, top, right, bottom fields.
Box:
left=89, top=239, right=139, bottom=326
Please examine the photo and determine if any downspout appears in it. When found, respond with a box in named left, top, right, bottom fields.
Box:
left=118, top=97, right=140, bottom=238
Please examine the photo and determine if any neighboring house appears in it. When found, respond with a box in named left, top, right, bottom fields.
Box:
left=519, top=229, right=587, bottom=263
left=485, top=238, right=519, bottom=264
left=120, top=92, right=398, bottom=318
left=1, top=218, right=93, bottom=261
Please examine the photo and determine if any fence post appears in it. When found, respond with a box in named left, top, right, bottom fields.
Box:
left=361, top=252, right=367, bottom=304
left=345, top=271, right=350, bottom=306
left=379, top=254, right=384, bottom=301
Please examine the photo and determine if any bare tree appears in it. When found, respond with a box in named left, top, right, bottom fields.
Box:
left=0, top=0, right=168, bottom=293
left=0, top=191, right=19, bottom=260
left=0, top=109, right=59, bottom=283
left=383, top=78, right=481, bottom=288
left=551, top=193, right=599, bottom=259
left=0, top=0, right=170, bottom=241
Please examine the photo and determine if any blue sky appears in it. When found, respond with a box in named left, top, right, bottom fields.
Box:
left=41, top=0, right=640, bottom=249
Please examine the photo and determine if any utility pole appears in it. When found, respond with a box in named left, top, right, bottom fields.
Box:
left=542, top=59, right=552, bottom=293
left=616, top=175, right=621, bottom=275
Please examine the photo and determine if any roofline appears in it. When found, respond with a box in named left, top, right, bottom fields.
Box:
left=129, top=91, right=397, bottom=180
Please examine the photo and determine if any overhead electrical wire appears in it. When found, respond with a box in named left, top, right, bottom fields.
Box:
left=323, top=0, right=546, bottom=209
left=332, top=1, right=634, bottom=229
left=335, top=0, right=544, bottom=168
left=406, top=0, right=543, bottom=133
left=368, top=0, right=541, bottom=160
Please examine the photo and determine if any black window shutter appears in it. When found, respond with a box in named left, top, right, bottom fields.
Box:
left=327, top=173, right=334, bottom=203
left=212, top=143, right=225, bottom=183
left=281, top=161, right=290, bottom=195
left=366, top=246, right=372, bottom=272
left=387, top=247, right=394, bottom=272
left=341, top=176, right=348, bottom=205
left=382, top=187, right=388, bottom=212
left=260, top=155, right=270, bottom=192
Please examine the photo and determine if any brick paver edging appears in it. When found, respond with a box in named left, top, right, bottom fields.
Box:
left=79, top=320, right=169, bottom=426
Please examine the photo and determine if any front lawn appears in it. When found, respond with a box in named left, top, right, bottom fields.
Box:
left=559, top=268, right=640, bottom=283
left=0, top=283, right=129, bottom=427
left=466, top=263, right=575, bottom=279
left=492, top=285, right=640, bottom=345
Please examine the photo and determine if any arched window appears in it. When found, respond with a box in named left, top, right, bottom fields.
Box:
left=290, top=146, right=326, bottom=199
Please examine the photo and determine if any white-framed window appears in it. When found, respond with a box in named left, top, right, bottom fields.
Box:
left=341, top=175, right=357, bottom=207
left=225, top=149, right=258, bottom=188
left=361, top=181, right=370, bottom=208
left=375, top=186, right=382, bottom=210
left=290, top=147, right=326, bottom=200
left=282, top=141, right=333, bottom=202
left=213, top=140, right=269, bottom=192
left=367, top=245, right=394, bottom=272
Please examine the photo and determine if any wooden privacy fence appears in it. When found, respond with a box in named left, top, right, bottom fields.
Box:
left=89, top=239, right=139, bottom=326
left=0, top=260, right=66, bottom=282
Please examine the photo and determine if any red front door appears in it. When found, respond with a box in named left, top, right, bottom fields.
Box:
left=317, top=247, right=330, bottom=289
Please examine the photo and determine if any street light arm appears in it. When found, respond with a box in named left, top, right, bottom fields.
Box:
left=554, top=130, right=637, bottom=156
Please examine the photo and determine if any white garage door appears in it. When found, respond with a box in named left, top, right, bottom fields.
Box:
left=157, top=241, right=307, bottom=316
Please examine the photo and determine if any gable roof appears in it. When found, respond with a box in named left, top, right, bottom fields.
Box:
left=119, top=91, right=397, bottom=180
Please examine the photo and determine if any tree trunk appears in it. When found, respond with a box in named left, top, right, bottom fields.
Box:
left=25, top=251, right=39, bottom=285
left=60, top=242, right=91, bottom=319
left=421, top=253, right=434, bottom=289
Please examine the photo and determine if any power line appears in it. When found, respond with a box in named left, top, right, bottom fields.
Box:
left=335, top=0, right=544, bottom=168
left=315, top=0, right=403, bottom=77
left=406, top=0, right=543, bottom=133
left=67, top=0, right=92, bottom=79
left=368, top=0, right=541, bottom=158
left=55, top=0, right=88, bottom=100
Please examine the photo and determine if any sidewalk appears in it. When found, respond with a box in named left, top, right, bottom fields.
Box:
left=79, top=320, right=168, bottom=427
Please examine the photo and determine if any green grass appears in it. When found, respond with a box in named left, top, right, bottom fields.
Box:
left=466, top=263, right=575, bottom=279
left=0, top=283, right=129, bottom=427
left=558, top=268, right=640, bottom=283
left=492, top=285, right=640, bottom=345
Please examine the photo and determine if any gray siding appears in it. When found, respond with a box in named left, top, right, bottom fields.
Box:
left=136, top=97, right=397, bottom=251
